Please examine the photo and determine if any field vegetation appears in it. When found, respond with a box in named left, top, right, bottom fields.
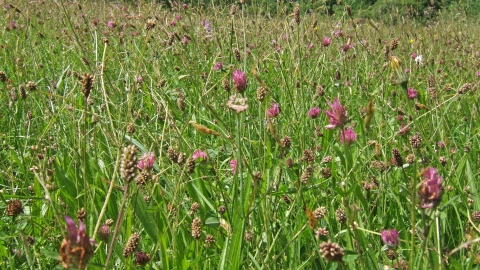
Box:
left=1, top=0, right=480, bottom=269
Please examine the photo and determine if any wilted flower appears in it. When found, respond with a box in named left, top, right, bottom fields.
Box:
left=334, top=30, right=344, bottom=37
left=340, top=127, right=357, bottom=145
left=60, top=216, right=95, bottom=270
left=107, top=21, right=116, bottom=30
left=137, top=152, right=155, bottom=171
left=267, top=103, right=280, bottom=117
left=213, top=62, right=223, bottom=71
left=322, top=37, right=331, bottom=46
left=407, top=88, right=418, bottom=99
left=230, top=160, right=237, bottom=174
left=381, top=229, right=399, bottom=248
left=418, top=167, right=443, bottom=209
left=325, top=98, right=348, bottom=129
left=232, top=70, right=247, bottom=93
left=192, top=149, right=207, bottom=162
left=226, top=95, right=248, bottom=113
left=307, top=107, right=320, bottom=119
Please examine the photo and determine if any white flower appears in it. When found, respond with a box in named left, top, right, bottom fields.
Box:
left=415, top=55, right=423, bottom=65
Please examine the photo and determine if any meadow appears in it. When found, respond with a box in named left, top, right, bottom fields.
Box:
left=1, top=1, right=480, bottom=269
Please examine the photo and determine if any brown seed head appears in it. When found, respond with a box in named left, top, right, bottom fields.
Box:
left=7, top=199, right=23, bottom=217
left=300, top=166, right=313, bottom=184
left=80, top=73, right=93, bottom=98
left=123, top=233, right=140, bottom=257
left=319, top=241, right=344, bottom=262
left=191, top=217, right=202, bottom=239
left=120, top=145, right=138, bottom=183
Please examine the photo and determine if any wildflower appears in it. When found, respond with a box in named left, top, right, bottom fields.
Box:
left=334, top=30, right=344, bottom=37
left=409, top=39, right=414, bottom=44
left=137, top=75, right=143, bottom=85
left=182, top=4, right=187, bottom=9
left=267, top=103, right=280, bottom=117
left=226, top=95, right=248, bottom=113
left=169, top=20, right=176, bottom=26
left=411, top=53, right=417, bottom=59
left=192, top=149, right=207, bottom=162
left=415, top=55, right=423, bottom=65
left=275, top=45, right=281, bottom=52
left=381, top=229, right=399, bottom=248
left=230, top=160, right=237, bottom=174
left=213, top=62, right=223, bottom=71
left=322, top=37, right=331, bottom=46
left=204, top=19, right=212, bottom=36
left=418, top=167, right=443, bottom=209
left=437, top=141, right=445, bottom=149
left=134, top=251, right=151, bottom=266
left=340, top=127, right=357, bottom=145
left=97, top=224, right=110, bottom=242
left=307, top=43, right=313, bottom=50
left=407, top=88, right=418, bottom=99
left=390, top=56, right=408, bottom=90
left=175, top=15, right=182, bottom=21
left=308, top=107, right=320, bottom=119
left=232, top=70, right=247, bottom=93
left=325, top=98, right=348, bottom=129
left=107, top=21, right=115, bottom=30
left=319, top=241, right=344, bottom=262
left=476, top=71, right=480, bottom=77
left=137, top=152, right=155, bottom=171
left=342, top=44, right=351, bottom=52
left=60, top=216, right=95, bottom=269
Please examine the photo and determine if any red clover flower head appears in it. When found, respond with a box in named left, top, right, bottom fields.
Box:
left=192, top=149, right=207, bottom=162
left=308, top=107, right=321, bottom=119
left=381, top=229, right=399, bottom=248
left=267, top=103, right=280, bottom=117
left=418, top=167, right=443, bottom=209
left=60, top=216, right=95, bottom=269
left=137, top=152, right=155, bottom=171
left=325, top=98, right=348, bottom=129
left=340, top=127, right=357, bottom=145
left=322, top=37, right=331, bottom=46
left=407, top=88, right=418, bottom=99
left=213, top=62, right=223, bottom=71
left=232, top=70, right=247, bottom=93
left=230, top=160, right=237, bottom=174
left=107, top=21, right=115, bottom=30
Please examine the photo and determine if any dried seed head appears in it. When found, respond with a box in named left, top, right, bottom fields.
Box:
left=234, top=48, right=241, bottom=62
left=321, top=167, right=332, bottom=178
left=458, top=83, right=472, bottom=94
left=135, top=171, right=149, bottom=186
left=190, top=202, right=200, bottom=213
left=120, top=145, right=138, bottom=183
left=126, top=122, right=135, bottom=134
left=294, top=4, right=300, bottom=25
left=300, top=166, right=313, bottom=184
left=256, top=86, right=266, bottom=101
left=316, top=227, right=329, bottom=238
left=245, top=230, right=254, bottom=242
left=428, top=87, right=437, bottom=100
left=10, top=88, right=18, bottom=101
left=218, top=205, right=226, bottom=215
left=312, top=206, right=327, bottom=219
left=319, top=241, right=344, bottom=262
left=230, top=4, right=237, bottom=15
left=410, top=132, right=422, bottom=149
left=80, top=73, right=93, bottom=98
left=186, top=157, right=196, bottom=174
left=302, top=149, right=315, bottom=163
left=145, top=18, right=156, bottom=31
left=472, top=211, right=480, bottom=223
left=77, top=207, right=86, bottom=222
left=167, top=148, right=179, bottom=162
left=253, top=171, right=262, bottom=183
left=0, top=71, right=7, bottom=82
left=321, top=156, right=333, bottom=164
left=389, top=38, right=399, bottom=51
left=428, top=74, right=435, bottom=88
left=315, top=126, right=324, bottom=137
left=26, top=81, right=37, bottom=91
left=191, top=217, right=202, bottom=239
left=7, top=199, right=23, bottom=217
left=123, top=233, right=140, bottom=257
left=106, top=219, right=114, bottom=226
left=346, top=5, right=352, bottom=17
left=177, top=152, right=186, bottom=165
left=439, top=156, right=447, bottom=166
left=177, top=96, right=185, bottom=111
left=385, top=249, right=397, bottom=260
left=19, top=85, right=26, bottom=99
left=335, top=208, right=346, bottom=224
left=222, top=78, right=231, bottom=92
left=281, top=136, right=291, bottom=148
left=285, top=158, right=294, bottom=168
left=406, top=154, right=415, bottom=164
left=205, top=234, right=215, bottom=246
left=392, top=148, right=403, bottom=167
left=282, top=194, right=291, bottom=204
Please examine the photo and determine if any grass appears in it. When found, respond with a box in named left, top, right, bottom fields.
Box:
left=1, top=0, right=480, bottom=269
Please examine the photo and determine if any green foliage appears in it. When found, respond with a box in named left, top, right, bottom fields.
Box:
left=1, top=0, right=480, bottom=269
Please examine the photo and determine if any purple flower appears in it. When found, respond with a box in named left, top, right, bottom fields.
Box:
left=230, top=160, right=237, bottom=174
left=9, top=21, right=16, bottom=29
left=381, top=229, right=399, bottom=248
left=475, top=71, right=480, bottom=77
left=192, top=149, right=207, bottom=162
left=183, top=3, right=188, bottom=9
left=322, top=37, right=331, bottom=46
left=61, top=216, right=95, bottom=269
left=340, top=127, right=357, bottom=145
left=411, top=53, right=417, bottom=59
left=169, top=20, right=176, bottom=26
left=418, top=167, right=443, bottom=209
left=307, top=43, right=314, bottom=50
left=213, top=62, right=223, bottom=71
left=325, top=98, right=348, bottom=130
left=407, top=88, right=418, bottom=99
left=437, top=141, right=445, bottom=149
left=307, top=107, right=321, bottom=119
left=232, top=70, right=247, bottom=93
left=204, top=19, right=212, bottom=36
left=107, top=21, right=116, bottom=30
left=137, top=152, right=155, bottom=171
left=98, top=224, right=110, bottom=242
left=175, top=15, right=182, bottom=21
left=342, top=44, right=351, bottom=52
left=267, top=103, right=280, bottom=117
